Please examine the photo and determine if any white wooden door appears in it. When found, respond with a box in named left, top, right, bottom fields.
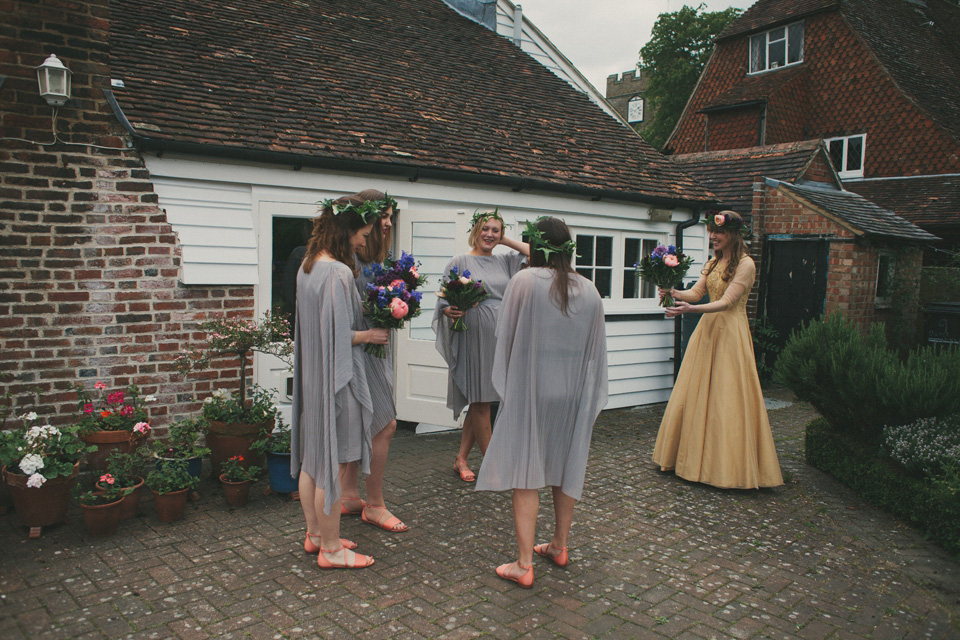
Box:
left=395, top=208, right=471, bottom=431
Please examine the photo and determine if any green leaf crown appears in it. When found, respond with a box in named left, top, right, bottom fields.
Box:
left=523, top=218, right=577, bottom=260
left=319, top=198, right=381, bottom=224
left=469, top=207, right=508, bottom=232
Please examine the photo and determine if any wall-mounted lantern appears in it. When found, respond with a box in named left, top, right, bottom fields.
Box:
left=36, top=54, right=72, bottom=107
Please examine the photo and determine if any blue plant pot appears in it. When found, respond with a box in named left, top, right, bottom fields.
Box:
left=154, top=455, right=203, bottom=479
left=266, top=451, right=297, bottom=494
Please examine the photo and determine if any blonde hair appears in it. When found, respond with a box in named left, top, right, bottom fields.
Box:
left=468, top=212, right=503, bottom=249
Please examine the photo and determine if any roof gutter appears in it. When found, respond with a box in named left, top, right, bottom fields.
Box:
left=103, top=90, right=715, bottom=210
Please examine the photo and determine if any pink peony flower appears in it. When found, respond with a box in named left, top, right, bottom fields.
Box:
left=714, top=213, right=726, bottom=227
left=459, top=276, right=471, bottom=285
left=664, top=254, right=679, bottom=268
left=133, top=422, right=151, bottom=434
left=409, top=266, right=419, bottom=278
left=389, top=298, right=409, bottom=319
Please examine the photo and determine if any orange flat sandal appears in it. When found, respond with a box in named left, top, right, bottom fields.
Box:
left=316, top=545, right=374, bottom=570
left=361, top=504, right=408, bottom=532
left=495, top=561, right=534, bottom=588
left=534, top=543, right=569, bottom=567
left=453, top=458, right=476, bottom=483
left=304, top=533, right=357, bottom=555
left=340, top=498, right=365, bottom=516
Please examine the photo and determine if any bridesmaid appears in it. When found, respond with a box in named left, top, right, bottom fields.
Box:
left=652, top=210, right=783, bottom=489
left=291, top=194, right=388, bottom=569
left=433, top=209, right=528, bottom=482
left=476, top=217, right=608, bottom=588
left=339, top=189, right=408, bottom=533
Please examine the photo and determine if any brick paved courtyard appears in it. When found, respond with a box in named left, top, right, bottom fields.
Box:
left=1, top=396, right=958, bottom=639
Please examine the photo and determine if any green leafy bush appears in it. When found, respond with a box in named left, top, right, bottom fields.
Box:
left=806, top=418, right=960, bottom=556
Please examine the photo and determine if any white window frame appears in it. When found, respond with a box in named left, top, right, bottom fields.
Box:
left=573, top=228, right=667, bottom=313
left=826, top=134, right=866, bottom=178
left=749, top=21, right=804, bottom=74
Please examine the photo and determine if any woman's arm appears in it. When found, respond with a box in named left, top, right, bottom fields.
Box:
left=665, top=259, right=754, bottom=318
left=499, top=234, right=530, bottom=257
left=660, top=272, right=707, bottom=304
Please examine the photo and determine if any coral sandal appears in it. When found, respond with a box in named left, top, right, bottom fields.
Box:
left=317, top=545, right=374, bottom=570
left=453, top=458, right=476, bottom=483
left=534, top=543, right=569, bottom=567
left=340, top=498, right=365, bottom=516
left=304, top=533, right=357, bottom=555
left=361, top=504, right=408, bottom=532
left=495, top=561, right=534, bottom=588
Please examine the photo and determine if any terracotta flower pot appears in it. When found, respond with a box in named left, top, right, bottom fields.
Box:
left=2, top=463, right=80, bottom=538
left=219, top=474, right=252, bottom=508
left=151, top=488, right=189, bottom=523
left=80, top=430, right=146, bottom=471
left=81, top=497, right=123, bottom=537
left=205, top=419, right=272, bottom=477
left=98, top=476, right=144, bottom=520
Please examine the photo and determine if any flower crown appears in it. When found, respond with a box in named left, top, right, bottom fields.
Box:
left=523, top=218, right=577, bottom=260
left=704, top=210, right=748, bottom=234
left=319, top=198, right=380, bottom=224
left=379, top=193, right=399, bottom=216
left=469, top=208, right=508, bottom=232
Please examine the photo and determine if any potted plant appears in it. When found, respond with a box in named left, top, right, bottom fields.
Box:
left=77, top=473, right=130, bottom=537
left=149, top=418, right=210, bottom=479
left=74, top=381, right=155, bottom=471
left=97, top=450, right=146, bottom=520
left=218, top=455, right=261, bottom=507
left=176, top=311, right=292, bottom=476
left=145, top=459, right=200, bottom=523
left=0, top=413, right=93, bottom=538
left=251, top=419, right=297, bottom=495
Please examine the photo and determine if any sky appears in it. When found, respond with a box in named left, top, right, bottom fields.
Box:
left=513, top=0, right=757, bottom=93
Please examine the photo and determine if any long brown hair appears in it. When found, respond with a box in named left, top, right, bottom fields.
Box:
left=302, top=195, right=372, bottom=275
left=353, top=189, right=396, bottom=263
left=529, top=217, right=578, bottom=315
left=703, top=210, right=748, bottom=282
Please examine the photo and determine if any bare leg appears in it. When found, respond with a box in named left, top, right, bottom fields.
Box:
left=339, top=462, right=362, bottom=507
left=512, top=488, right=539, bottom=566
left=550, top=486, right=575, bottom=549
left=298, top=470, right=341, bottom=548
left=364, top=420, right=396, bottom=507
left=457, top=402, right=492, bottom=460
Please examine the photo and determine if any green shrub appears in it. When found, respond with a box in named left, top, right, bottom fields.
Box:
left=806, top=418, right=960, bottom=556
left=877, top=346, right=960, bottom=428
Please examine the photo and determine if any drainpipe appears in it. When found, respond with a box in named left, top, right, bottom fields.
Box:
left=673, top=208, right=704, bottom=380
left=513, top=4, right=523, bottom=46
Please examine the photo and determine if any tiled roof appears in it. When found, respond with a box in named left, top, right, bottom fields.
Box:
left=700, top=66, right=807, bottom=112
left=718, top=0, right=838, bottom=40
left=716, top=0, right=960, bottom=144
left=846, top=175, right=960, bottom=229
left=672, top=140, right=829, bottom=212
left=777, top=181, right=940, bottom=241
left=108, top=0, right=713, bottom=205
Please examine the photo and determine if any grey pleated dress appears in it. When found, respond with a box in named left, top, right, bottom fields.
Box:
left=432, top=252, right=526, bottom=418
left=355, top=257, right=396, bottom=435
left=291, top=259, right=373, bottom=515
left=475, top=268, right=608, bottom=501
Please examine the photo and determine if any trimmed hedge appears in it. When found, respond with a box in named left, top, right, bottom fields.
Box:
left=806, top=417, right=960, bottom=556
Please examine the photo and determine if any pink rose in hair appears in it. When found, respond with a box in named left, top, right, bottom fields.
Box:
left=714, top=213, right=726, bottom=226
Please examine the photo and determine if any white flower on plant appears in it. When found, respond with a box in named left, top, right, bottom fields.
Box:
left=143, top=395, right=157, bottom=403
left=133, top=422, right=151, bottom=434
left=19, top=453, right=45, bottom=475
left=20, top=411, right=38, bottom=422
left=26, top=473, right=47, bottom=488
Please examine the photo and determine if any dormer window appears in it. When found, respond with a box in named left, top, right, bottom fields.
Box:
left=826, top=134, right=866, bottom=178
left=749, top=21, right=804, bottom=73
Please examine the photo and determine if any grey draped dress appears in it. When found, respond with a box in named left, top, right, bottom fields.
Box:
left=432, top=252, right=526, bottom=419
left=291, top=260, right=373, bottom=515
left=476, top=268, right=608, bottom=500
left=355, top=257, right=396, bottom=436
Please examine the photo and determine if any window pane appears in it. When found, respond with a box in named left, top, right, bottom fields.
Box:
left=768, top=27, right=785, bottom=42
left=750, top=35, right=764, bottom=72
left=577, top=267, right=593, bottom=281
left=829, top=139, right=844, bottom=171
left=641, top=239, right=658, bottom=298
left=624, top=238, right=641, bottom=268
left=623, top=269, right=637, bottom=298
left=596, top=236, right=613, bottom=267
left=595, top=269, right=612, bottom=298
left=877, top=255, right=893, bottom=297
left=788, top=22, right=804, bottom=63
left=576, top=235, right=594, bottom=266
left=768, top=39, right=786, bottom=68
left=847, top=136, right=863, bottom=171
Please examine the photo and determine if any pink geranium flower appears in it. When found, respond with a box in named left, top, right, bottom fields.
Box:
left=94, top=381, right=106, bottom=390
left=99, top=473, right=115, bottom=485
left=133, top=422, right=151, bottom=434
left=83, top=403, right=94, bottom=414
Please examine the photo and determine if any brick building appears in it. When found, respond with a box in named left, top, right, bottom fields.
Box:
left=666, top=0, right=960, bottom=252
left=605, top=70, right=654, bottom=132
left=1, top=0, right=715, bottom=428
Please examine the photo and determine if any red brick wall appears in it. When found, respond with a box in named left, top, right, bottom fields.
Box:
left=799, top=153, right=835, bottom=183
left=0, top=1, right=253, bottom=427
left=668, top=11, right=960, bottom=176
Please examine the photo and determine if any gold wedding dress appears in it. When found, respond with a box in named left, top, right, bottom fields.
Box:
left=652, top=258, right=783, bottom=489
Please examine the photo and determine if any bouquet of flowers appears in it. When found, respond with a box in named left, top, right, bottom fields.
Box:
left=635, top=244, right=695, bottom=307
left=437, top=266, right=489, bottom=332
left=362, top=251, right=426, bottom=357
